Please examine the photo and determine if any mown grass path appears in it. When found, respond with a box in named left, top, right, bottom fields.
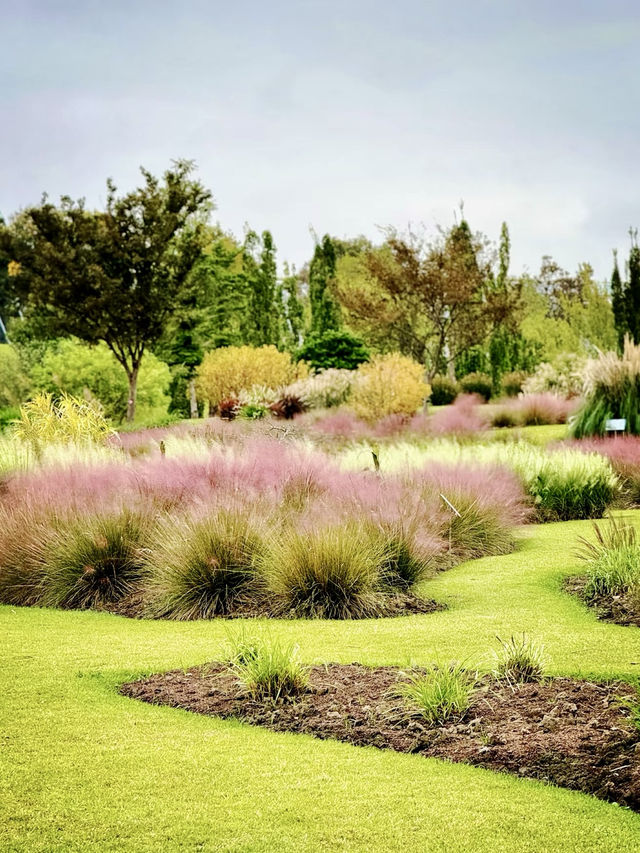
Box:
left=3, top=515, right=640, bottom=851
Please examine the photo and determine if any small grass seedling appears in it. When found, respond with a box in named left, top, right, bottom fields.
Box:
left=493, top=634, right=546, bottom=685
left=225, top=630, right=308, bottom=700
left=397, top=662, right=477, bottom=724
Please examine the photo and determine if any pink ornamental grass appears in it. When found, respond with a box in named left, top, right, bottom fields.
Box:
left=515, top=393, right=576, bottom=426
left=568, top=436, right=640, bottom=504
left=427, top=395, right=487, bottom=437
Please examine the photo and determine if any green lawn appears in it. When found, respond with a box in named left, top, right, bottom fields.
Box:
left=490, top=422, right=568, bottom=445
left=3, top=516, right=640, bottom=851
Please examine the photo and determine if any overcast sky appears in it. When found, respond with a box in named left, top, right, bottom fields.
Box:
left=2, top=0, right=639, bottom=280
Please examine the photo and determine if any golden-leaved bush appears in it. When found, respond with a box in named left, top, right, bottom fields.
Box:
left=196, top=346, right=306, bottom=410
left=350, top=353, right=430, bottom=420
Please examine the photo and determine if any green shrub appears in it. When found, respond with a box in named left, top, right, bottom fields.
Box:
left=145, top=511, right=264, bottom=619
left=0, top=344, right=30, bottom=408
left=0, top=406, right=19, bottom=432
left=397, top=663, right=476, bottom=723
left=459, top=372, right=493, bottom=401
left=258, top=524, right=388, bottom=619
left=39, top=509, right=149, bottom=610
left=296, top=330, right=370, bottom=371
left=493, top=634, right=546, bottom=683
left=429, top=376, right=459, bottom=406
left=490, top=407, right=522, bottom=428
left=501, top=370, right=529, bottom=397
left=576, top=516, right=640, bottom=598
left=31, top=339, right=171, bottom=423
left=226, top=632, right=308, bottom=699
left=238, top=403, right=269, bottom=420
left=444, top=498, right=515, bottom=558
left=523, top=450, right=618, bottom=521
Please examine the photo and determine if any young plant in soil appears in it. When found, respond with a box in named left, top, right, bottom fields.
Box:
left=492, top=634, right=546, bottom=684
left=396, top=662, right=477, bottom=724
left=225, top=632, right=308, bottom=700
left=569, top=516, right=640, bottom=627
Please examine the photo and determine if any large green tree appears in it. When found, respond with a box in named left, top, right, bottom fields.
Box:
left=2, top=160, right=212, bottom=421
left=347, top=219, right=509, bottom=377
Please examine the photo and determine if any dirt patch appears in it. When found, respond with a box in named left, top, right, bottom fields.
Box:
left=565, top=576, right=640, bottom=629
left=101, top=590, right=444, bottom=620
left=121, top=662, right=640, bottom=810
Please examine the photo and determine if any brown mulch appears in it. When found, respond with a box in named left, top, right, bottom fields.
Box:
left=101, top=590, right=444, bottom=620
left=121, top=662, right=640, bottom=810
left=565, top=576, right=640, bottom=629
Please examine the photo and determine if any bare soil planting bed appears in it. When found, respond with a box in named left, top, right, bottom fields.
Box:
left=122, top=662, right=640, bottom=809
left=565, top=577, right=640, bottom=629
left=102, top=590, right=444, bottom=620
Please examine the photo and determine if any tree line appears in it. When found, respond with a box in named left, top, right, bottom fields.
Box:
left=0, top=159, right=629, bottom=421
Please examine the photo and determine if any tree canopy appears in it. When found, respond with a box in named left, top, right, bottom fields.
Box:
left=1, top=160, right=212, bottom=420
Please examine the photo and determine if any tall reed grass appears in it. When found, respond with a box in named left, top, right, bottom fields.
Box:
left=571, top=339, right=640, bottom=438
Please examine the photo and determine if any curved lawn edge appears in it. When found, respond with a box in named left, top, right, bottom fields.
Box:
left=5, top=515, right=640, bottom=851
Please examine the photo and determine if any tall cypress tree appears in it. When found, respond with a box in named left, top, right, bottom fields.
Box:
left=611, top=249, right=626, bottom=351
left=309, top=235, right=340, bottom=337
left=628, top=229, right=640, bottom=344
left=245, top=230, right=278, bottom=346
left=280, top=263, right=304, bottom=350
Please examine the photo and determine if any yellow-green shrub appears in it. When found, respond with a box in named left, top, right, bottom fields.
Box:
left=196, top=346, right=306, bottom=410
left=350, top=353, right=429, bottom=420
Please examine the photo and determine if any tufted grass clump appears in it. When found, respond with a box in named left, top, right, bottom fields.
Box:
left=576, top=516, right=640, bottom=599
left=493, top=634, right=546, bottom=684
left=444, top=498, right=516, bottom=559
left=258, top=523, right=388, bottom=619
left=363, top=520, right=439, bottom=590
left=226, top=631, right=308, bottom=699
left=144, top=509, right=265, bottom=619
left=0, top=507, right=50, bottom=606
left=397, top=663, right=477, bottom=724
left=39, top=509, right=150, bottom=609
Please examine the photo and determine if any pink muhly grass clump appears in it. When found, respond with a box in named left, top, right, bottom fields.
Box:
left=569, top=435, right=640, bottom=467
left=2, top=462, right=134, bottom=516
left=427, top=395, right=487, bottom=437
left=515, top=393, right=576, bottom=426
left=407, top=413, right=432, bottom=436
left=569, top=436, right=640, bottom=504
left=414, top=461, right=528, bottom=557
left=311, top=411, right=372, bottom=440
left=371, top=414, right=411, bottom=439
left=416, top=462, right=528, bottom=524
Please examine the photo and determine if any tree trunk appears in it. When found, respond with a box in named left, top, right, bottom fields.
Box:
left=189, top=378, right=198, bottom=419
left=126, top=367, right=139, bottom=423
